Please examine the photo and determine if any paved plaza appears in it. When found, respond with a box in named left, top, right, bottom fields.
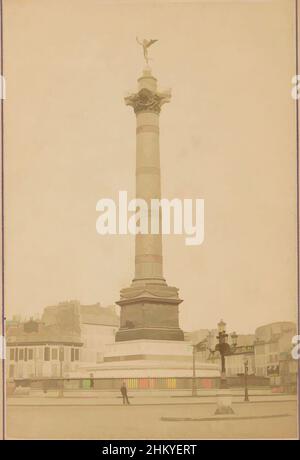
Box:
left=5, top=396, right=298, bottom=440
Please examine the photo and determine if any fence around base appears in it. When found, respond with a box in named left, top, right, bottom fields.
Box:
left=10, top=375, right=270, bottom=392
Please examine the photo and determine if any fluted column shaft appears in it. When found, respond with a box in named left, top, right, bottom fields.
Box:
left=135, top=109, right=163, bottom=281
left=125, top=68, right=171, bottom=284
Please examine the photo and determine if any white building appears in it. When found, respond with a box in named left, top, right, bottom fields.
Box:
left=6, top=300, right=120, bottom=380
left=254, top=321, right=297, bottom=384
left=6, top=319, right=83, bottom=379
left=77, top=303, right=119, bottom=365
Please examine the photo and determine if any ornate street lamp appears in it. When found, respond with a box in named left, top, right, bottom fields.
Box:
left=215, top=320, right=231, bottom=389
left=231, top=331, right=238, bottom=347
left=244, top=357, right=250, bottom=402
left=58, top=346, right=64, bottom=398
left=192, top=344, right=197, bottom=397
left=213, top=320, right=238, bottom=415
left=191, top=338, right=208, bottom=396
left=218, top=319, right=226, bottom=334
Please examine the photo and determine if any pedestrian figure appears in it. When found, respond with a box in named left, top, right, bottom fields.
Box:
left=42, top=379, right=48, bottom=394
left=120, top=381, right=130, bottom=405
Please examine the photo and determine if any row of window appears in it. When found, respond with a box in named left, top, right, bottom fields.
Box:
left=8, top=346, right=80, bottom=362
left=9, top=348, right=33, bottom=361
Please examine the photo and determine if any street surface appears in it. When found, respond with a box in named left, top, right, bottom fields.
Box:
left=6, top=397, right=298, bottom=440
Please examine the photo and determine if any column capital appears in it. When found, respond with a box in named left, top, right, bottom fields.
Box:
left=125, top=87, right=171, bottom=115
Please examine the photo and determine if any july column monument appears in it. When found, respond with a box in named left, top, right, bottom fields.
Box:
left=115, top=40, right=184, bottom=342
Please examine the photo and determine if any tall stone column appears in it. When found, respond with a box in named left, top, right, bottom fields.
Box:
left=131, top=67, right=168, bottom=284
left=116, top=66, right=184, bottom=342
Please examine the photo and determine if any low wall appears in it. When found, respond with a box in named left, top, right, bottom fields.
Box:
left=12, top=375, right=270, bottom=391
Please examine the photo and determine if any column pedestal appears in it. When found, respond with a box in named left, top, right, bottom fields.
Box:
left=116, top=282, right=184, bottom=342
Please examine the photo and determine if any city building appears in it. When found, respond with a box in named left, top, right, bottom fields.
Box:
left=6, top=300, right=120, bottom=380
left=6, top=318, right=83, bottom=379
left=187, top=323, right=298, bottom=391
left=204, top=331, right=256, bottom=377
left=187, top=323, right=296, bottom=392
left=42, top=301, right=119, bottom=366
left=187, top=328, right=256, bottom=376
left=224, top=345, right=255, bottom=377
left=254, top=321, right=297, bottom=392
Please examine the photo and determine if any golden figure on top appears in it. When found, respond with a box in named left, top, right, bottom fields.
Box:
left=136, top=37, right=158, bottom=64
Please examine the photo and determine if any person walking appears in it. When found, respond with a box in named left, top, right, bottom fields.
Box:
left=120, top=381, right=130, bottom=405
left=42, top=379, right=48, bottom=394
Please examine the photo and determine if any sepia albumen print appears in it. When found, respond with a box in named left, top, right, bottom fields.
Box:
left=0, top=0, right=299, bottom=440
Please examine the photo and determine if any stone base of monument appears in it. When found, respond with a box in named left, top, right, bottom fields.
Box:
left=70, top=339, right=219, bottom=379
left=214, top=389, right=235, bottom=415
left=116, top=282, right=185, bottom=342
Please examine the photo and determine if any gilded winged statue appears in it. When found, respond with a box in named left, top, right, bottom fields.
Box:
left=136, top=37, right=158, bottom=64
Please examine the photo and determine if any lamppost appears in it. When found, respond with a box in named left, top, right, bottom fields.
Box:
left=214, top=320, right=238, bottom=414
left=58, top=346, right=64, bottom=398
left=191, top=339, right=207, bottom=396
left=244, top=357, right=249, bottom=402
left=192, top=345, right=197, bottom=396
left=215, top=320, right=238, bottom=388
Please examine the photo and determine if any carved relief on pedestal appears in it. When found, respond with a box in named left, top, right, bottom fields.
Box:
left=119, top=284, right=181, bottom=301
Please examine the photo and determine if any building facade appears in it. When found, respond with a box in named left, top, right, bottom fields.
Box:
left=6, top=301, right=120, bottom=380
left=223, top=345, right=255, bottom=376
left=189, top=323, right=297, bottom=391
left=254, top=322, right=297, bottom=392
left=6, top=319, right=83, bottom=380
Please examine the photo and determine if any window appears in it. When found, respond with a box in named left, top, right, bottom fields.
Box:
left=28, top=349, right=33, bottom=360
left=52, top=348, right=58, bottom=360
left=19, top=349, right=24, bottom=361
left=71, top=348, right=79, bottom=362
left=59, top=347, right=64, bottom=362
left=44, top=347, right=50, bottom=361
left=64, top=347, right=70, bottom=362
left=9, top=364, right=14, bottom=378
left=24, top=348, right=28, bottom=362
left=9, top=348, right=14, bottom=361
left=17, top=364, right=23, bottom=378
